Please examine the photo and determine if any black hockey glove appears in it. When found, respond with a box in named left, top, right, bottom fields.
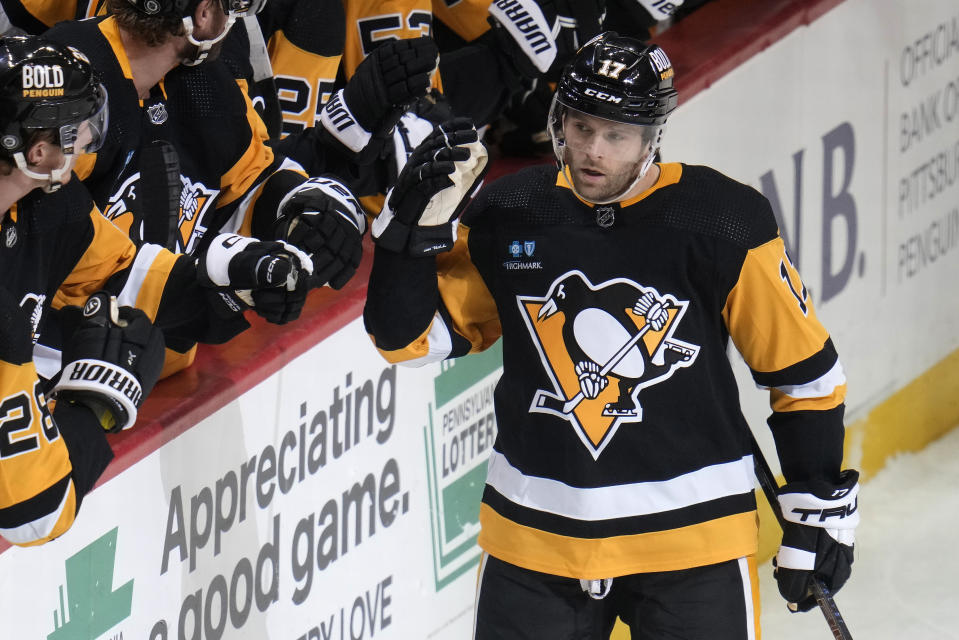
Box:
left=54, top=292, right=166, bottom=433
left=197, top=233, right=314, bottom=325
left=371, top=118, right=489, bottom=256
left=319, top=36, right=438, bottom=163
left=274, top=176, right=367, bottom=289
left=774, top=469, right=859, bottom=612
left=487, top=0, right=605, bottom=83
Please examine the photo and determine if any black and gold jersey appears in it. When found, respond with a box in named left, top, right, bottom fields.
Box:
left=256, top=0, right=345, bottom=137
left=45, top=16, right=309, bottom=257
left=365, top=163, right=847, bottom=579
left=0, top=178, right=231, bottom=546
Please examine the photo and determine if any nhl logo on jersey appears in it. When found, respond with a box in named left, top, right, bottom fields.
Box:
left=519, top=270, right=700, bottom=458
left=147, top=102, right=168, bottom=125
left=4, top=224, right=16, bottom=248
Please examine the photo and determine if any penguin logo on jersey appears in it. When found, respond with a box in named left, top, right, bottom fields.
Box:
left=19, top=293, right=46, bottom=345
left=519, top=270, right=699, bottom=458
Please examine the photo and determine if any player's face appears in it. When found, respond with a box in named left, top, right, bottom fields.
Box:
left=562, top=111, right=650, bottom=202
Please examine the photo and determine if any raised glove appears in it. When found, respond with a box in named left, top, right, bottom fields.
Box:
left=774, top=469, right=859, bottom=612
left=54, top=292, right=165, bottom=433
left=197, top=233, right=314, bottom=324
left=487, top=0, right=605, bottom=82
left=372, top=118, right=489, bottom=256
left=273, top=176, right=366, bottom=290
left=319, top=36, right=438, bottom=162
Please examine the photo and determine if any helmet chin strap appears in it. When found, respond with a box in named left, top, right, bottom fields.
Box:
left=13, top=152, right=73, bottom=193
left=181, top=15, right=236, bottom=66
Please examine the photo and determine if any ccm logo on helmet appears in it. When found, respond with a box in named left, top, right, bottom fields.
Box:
left=584, top=88, right=622, bottom=104
left=22, top=64, right=65, bottom=97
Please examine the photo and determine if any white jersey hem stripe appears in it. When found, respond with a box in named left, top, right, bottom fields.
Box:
left=485, top=451, right=755, bottom=521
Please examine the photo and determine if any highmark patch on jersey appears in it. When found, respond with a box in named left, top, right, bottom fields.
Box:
left=518, top=270, right=700, bottom=459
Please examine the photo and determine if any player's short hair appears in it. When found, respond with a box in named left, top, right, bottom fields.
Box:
left=108, top=0, right=186, bottom=47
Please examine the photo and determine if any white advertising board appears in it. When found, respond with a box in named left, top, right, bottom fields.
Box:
left=0, top=317, right=502, bottom=640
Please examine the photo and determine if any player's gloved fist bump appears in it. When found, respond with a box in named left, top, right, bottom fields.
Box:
left=54, top=292, right=165, bottom=433
left=197, top=233, right=314, bottom=324
left=774, top=469, right=859, bottom=612
left=275, top=176, right=366, bottom=290
left=372, top=118, right=489, bottom=256
left=320, top=36, right=438, bottom=160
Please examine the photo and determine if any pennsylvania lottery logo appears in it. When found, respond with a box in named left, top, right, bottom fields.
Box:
left=520, top=270, right=700, bottom=459
left=48, top=528, right=133, bottom=640
left=423, top=343, right=502, bottom=590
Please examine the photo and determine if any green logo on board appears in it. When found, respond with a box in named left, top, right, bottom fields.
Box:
left=424, top=342, right=502, bottom=590
left=48, top=527, right=133, bottom=640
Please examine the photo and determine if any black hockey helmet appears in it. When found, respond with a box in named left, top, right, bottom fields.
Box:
left=0, top=35, right=108, bottom=158
left=124, top=0, right=266, bottom=18
left=555, top=32, right=678, bottom=126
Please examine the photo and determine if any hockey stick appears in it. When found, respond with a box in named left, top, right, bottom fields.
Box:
left=533, top=303, right=670, bottom=415
left=748, top=430, right=854, bottom=640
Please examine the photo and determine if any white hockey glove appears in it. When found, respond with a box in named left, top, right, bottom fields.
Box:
left=197, top=233, right=314, bottom=325
left=575, top=360, right=607, bottom=399
left=319, top=36, right=438, bottom=163
left=487, top=0, right=605, bottom=81
left=372, top=118, right=489, bottom=256
left=633, top=292, right=669, bottom=331
left=273, top=176, right=366, bottom=290
left=774, top=470, right=859, bottom=612
left=54, top=292, right=165, bottom=433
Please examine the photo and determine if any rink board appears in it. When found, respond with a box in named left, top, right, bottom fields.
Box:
left=3, top=0, right=959, bottom=638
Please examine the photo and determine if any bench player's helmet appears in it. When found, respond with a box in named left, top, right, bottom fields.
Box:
left=0, top=36, right=108, bottom=191
left=548, top=33, right=678, bottom=204
left=124, top=0, right=267, bottom=65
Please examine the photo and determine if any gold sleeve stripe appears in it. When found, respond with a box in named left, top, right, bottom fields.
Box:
left=53, top=206, right=137, bottom=309
left=371, top=312, right=452, bottom=365
left=160, top=346, right=198, bottom=380
left=723, top=237, right=829, bottom=374
left=771, top=383, right=847, bottom=413
left=218, top=89, right=276, bottom=209
left=4, top=481, right=77, bottom=547
left=115, top=243, right=179, bottom=321
left=478, top=504, right=759, bottom=579
left=437, top=228, right=501, bottom=353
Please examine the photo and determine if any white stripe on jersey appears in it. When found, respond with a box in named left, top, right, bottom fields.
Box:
left=0, top=479, right=72, bottom=545
left=118, top=242, right=165, bottom=308
left=396, top=312, right=453, bottom=368
left=771, top=359, right=846, bottom=398
left=485, top=451, right=756, bottom=521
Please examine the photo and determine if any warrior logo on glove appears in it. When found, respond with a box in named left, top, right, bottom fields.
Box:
left=519, top=271, right=700, bottom=458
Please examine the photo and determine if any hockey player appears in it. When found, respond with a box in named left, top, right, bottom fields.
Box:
left=0, top=34, right=315, bottom=546
left=364, top=33, right=858, bottom=638
left=39, top=0, right=367, bottom=373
